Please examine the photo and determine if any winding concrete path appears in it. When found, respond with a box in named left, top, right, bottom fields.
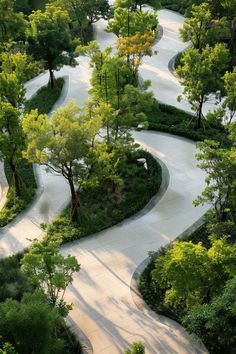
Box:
left=0, top=8, right=211, bottom=354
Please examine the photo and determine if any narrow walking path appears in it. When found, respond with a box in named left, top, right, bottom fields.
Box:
left=0, top=8, right=210, bottom=354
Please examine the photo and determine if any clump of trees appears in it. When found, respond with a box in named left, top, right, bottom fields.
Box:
left=0, top=240, right=81, bottom=354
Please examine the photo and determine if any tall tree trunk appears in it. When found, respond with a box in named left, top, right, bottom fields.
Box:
left=196, top=97, right=204, bottom=129
left=68, top=176, right=79, bottom=223
left=49, top=68, right=55, bottom=89
left=9, top=159, right=21, bottom=197
left=230, top=19, right=236, bottom=65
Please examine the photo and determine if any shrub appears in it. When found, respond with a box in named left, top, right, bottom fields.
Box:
left=45, top=150, right=162, bottom=243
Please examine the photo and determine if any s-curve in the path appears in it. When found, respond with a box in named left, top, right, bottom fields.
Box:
left=62, top=131, right=209, bottom=354
left=0, top=8, right=211, bottom=354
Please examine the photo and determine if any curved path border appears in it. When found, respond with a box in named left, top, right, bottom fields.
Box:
left=0, top=7, right=211, bottom=354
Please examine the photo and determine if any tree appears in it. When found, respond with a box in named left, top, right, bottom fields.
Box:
left=27, top=4, right=74, bottom=88
left=21, top=239, right=80, bottom=313
left=177, top=44, right=230, bottom=128
left=0, top=72, right=25, bottom=108
left=0, top=0, right=26, bottom=45
left=194, top=139, right=236, bottom=225
left=117, top=31, right=155, bottom=82
left=106, top=7, right=158, bottom=37
left=223, top=67, right=236, bottom=124
left=151, top=239, right=236, bottom=309
left=180, top=3, right=227, bottom=51
left=183, top=276, right=236, bottom=354
left=124, top=342, right=145, bottom=354
left=0, top=50, right=42, bottom=84
left=0, top=291, right=63, bottom=354
left=220, top=0, right=236, bottom=65
left=22, top=100, right=101, bottom=222
left=53, top=0, right=110, bottom=41
left=0, top=102, right=24, bottom=196
left=114, top=0, right=160, bottom=11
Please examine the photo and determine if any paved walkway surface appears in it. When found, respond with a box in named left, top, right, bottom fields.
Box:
left=0, top=8, right=210, bottom=354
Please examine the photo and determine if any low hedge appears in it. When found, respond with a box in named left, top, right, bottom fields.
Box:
left=25, top=77, right=65, bottom=114
left=45, top=149, right=162, bottom=244
left=147, top=100, right=225, bottom=143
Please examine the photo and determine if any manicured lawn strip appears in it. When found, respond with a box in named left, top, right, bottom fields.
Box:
left=45, top=150, right=162, bottom=244
left=147, top=100, right=225, bottom=142
left=0, top=159, right=36, bottom=227
left=25, top=77, right=65, bottom=114
left=138, top=223, right=210, bottom=321
left=0, top=253, right=82, bottom=354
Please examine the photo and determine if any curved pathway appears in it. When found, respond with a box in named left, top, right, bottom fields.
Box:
left=0, top=8, right=210, bottom=354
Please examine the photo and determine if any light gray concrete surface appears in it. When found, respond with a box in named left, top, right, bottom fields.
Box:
left=0, top=8, right=211, bottom=354
left=62, top=131, right=209, bottom=354
left=0, top=161, right=9, bottom=211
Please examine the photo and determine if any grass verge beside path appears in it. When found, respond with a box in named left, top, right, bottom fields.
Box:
left=25, top=77, right=65, bottom=114
left=147, top=100, right=225, bottom=142
left=45, top=150, right=162, bottom=244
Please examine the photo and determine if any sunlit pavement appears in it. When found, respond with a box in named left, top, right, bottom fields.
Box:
left=0, top=9, right=210, bottom=354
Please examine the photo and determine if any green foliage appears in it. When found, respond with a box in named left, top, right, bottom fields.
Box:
left=139, top=223, right=207, bottom=318
left=0, top=51, right=43, bottom=84
left=0, top=342, right=17, bottom=354
left=0, top=159, right=36, bottom=227
left=27, top=3, right=74, bottom=87
left=44, top=150, right=162, bottom=243
left=0, top=254, right=33, bottom=302
left=152, top=238, right=236, bottom=310
left=0, top=291, right=65, bottom=354
left=177, top=44, right=230, bottom=128
left=0, top=252, right=82, bottom=354
left=23, top=100, right=101, bottom=222
left=107, top=7, right=158, bottom=37
left=0, top=0, right=26, bottom=45
left=183, top=276, right=236, bottom=354
left=223, top=67, right=236, bottom=123
left=194, top=138, right=236, bottom=225
left=146, top=99, right=225, bottom=142
left=180, top=3, right=227, bottom=50
left=25, top=77, right=64, bottom=114
left=124, top=341, right=145, bottom=354
left=21, top=240, right=80, bottom=314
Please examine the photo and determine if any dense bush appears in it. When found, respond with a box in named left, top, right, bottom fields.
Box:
left=0, top=253, right=33, bottom=302
left=25, top=77, right=65, bottom=114
left=138, top=224, right=210, bottom=320
left=138, top=224, right=236, bottom=353
left=0, top=160, right=36, bottom=227
left=0, top=254, right=82, bottom=354
left=45, top=150, right=162, bottom=243
left=147, top=100, right=225, bottom=143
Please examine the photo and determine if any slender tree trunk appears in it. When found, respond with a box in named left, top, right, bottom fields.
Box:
left=68, top=176, right=79, bottom=223
left=196, top=97, right=204, bottom=129
left=230, top=19, right=236, bottom=65
left=9, top=159, right=21, bottom=197
left=49, top=68, right=55, bottom=89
